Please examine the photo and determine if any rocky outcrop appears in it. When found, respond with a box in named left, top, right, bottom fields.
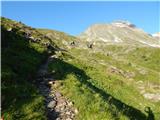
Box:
left=108, top=66, right=135, bottom=79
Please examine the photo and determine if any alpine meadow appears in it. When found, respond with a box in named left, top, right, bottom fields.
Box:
left=1, top=1, right=160, bottom=120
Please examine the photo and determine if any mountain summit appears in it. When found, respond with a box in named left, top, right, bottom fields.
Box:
left=79, top=21, right=160, bottom=47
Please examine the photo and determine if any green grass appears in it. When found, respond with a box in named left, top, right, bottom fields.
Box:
left=48, top=47, right=160, bottom=120
left=1, top=17, right=50, bottom=120
left=48, top=58, right=128, bottom=120
left=2, top=16, right=160, bottom=120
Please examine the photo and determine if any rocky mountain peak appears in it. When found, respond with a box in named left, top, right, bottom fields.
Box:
left=79, top=21, right=160, bottom=48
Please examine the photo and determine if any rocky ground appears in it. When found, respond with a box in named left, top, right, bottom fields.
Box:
left=36, top=55, right=78, bottom=120
left=136, top=81, right=160, bottom=102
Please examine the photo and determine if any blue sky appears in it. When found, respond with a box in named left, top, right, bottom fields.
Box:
left=1, top=1, right=160, bottom=35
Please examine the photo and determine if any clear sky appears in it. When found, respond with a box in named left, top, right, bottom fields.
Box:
left=1, top=1, right=160, bottom=35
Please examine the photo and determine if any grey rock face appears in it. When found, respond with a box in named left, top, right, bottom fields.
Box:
left=79, top=21, right=160, bottom=48
left=47, top=101, right=56, bottom=108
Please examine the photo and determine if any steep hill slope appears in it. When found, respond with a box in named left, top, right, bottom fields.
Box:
left=46, top=46, right=160, bottom=120
left=1, top=17, right=59, bottom=119
left=1, top=17, right=79, bottom=120
left=1, top=17, right=160, bottom=120
left=40, top=22, right=160, bottom=119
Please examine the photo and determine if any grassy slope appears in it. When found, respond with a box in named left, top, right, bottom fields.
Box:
left=37, top=29, right=77, bottom=49
left=1, top=17, right=53, bottom=120
left=2, top=17, right=160, bottom=120
left=47, top=45, right=160, bottom=120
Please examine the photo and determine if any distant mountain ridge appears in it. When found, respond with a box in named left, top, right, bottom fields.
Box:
left=79, top=21, right=160, bottom=47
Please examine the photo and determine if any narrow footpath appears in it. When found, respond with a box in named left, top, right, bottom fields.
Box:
left=36, top=55, right=78, bottom=120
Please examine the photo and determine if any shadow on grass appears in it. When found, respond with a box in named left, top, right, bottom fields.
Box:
left=50, top=58, right=155, bottom=120
left=1, top=25, right=59, bottom=119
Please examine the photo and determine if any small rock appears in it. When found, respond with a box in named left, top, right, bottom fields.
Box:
left=68, top=101, right=73, bottom=106
left=143, top=93, right=160, bottom=102
left=58, top=98, right=66, bottom=104
left=74, top=108, right=78, bottom=114
left=55, top=91, right=62, bottom=98
left=47, top=100, right=56, bottom=108
left=66, top=111, right=71, bottom=115
left=7, top=28, right=12, bottom=31
left=70, top=113, right=75, bottom=118
left=50, top=55, right=55, bottom=58
left=60, top=106, right=66, bottom=111
left=48, top=81, right=54, bottom=85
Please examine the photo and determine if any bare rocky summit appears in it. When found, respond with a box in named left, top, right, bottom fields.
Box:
left=79, top=21, right=160, bottom=47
